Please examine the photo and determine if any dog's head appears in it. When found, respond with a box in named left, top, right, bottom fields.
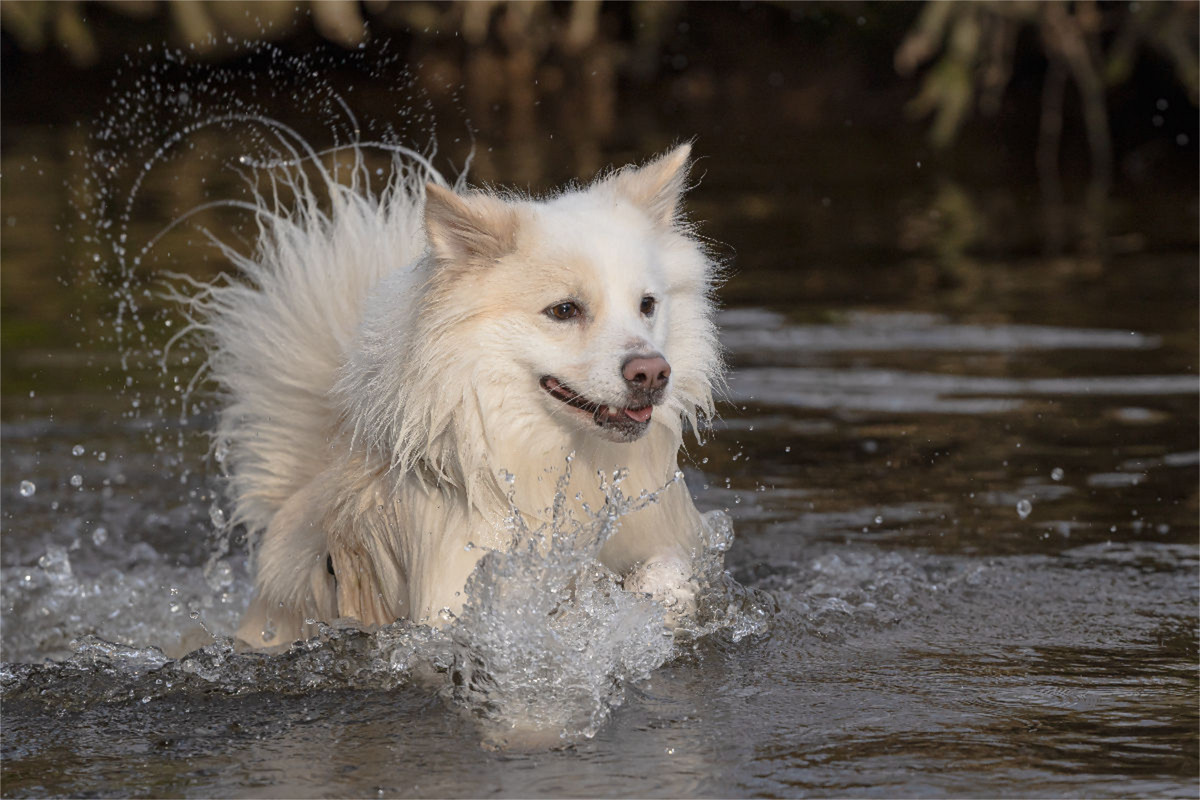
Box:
left=421, top=145, right=720, bottom=446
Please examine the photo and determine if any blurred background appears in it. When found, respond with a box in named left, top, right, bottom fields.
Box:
left=4, top=1, right=1198, bottom=246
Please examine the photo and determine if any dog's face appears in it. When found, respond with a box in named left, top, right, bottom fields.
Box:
left=423, top=146, right=717, bottom=446
left=518, top=206, right=676, bottom=443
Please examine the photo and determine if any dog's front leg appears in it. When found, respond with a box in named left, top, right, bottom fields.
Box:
left=328, top=543, right=407, bottom=629
left=623, top=556, right=697, bottom=627
left=236, top=477, right=338, bottom=649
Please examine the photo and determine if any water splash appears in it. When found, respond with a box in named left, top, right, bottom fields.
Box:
left=1, top=541, right=242, bottom=664
left=440, top=466, right=681, bottom=746
left=2, top=465, right=773, bottom=749
left=73, top=40, right=464, bottom=507
left=426, top=461, right=773, bottom=747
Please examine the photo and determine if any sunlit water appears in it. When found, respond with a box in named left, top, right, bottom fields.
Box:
left=3, top=47, right=1198, bottom=797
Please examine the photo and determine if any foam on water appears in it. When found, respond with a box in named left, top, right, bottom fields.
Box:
left=0, top=541, right=244, bottom=663
left=2, top=487, right=773, bottom=748
left=433, top=464, right=775, bottom=747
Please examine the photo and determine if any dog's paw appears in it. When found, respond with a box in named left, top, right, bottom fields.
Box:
left=624, top=558, right=697, bottom=627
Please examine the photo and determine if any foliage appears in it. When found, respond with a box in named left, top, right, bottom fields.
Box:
left=896, top=0, right=1198, bottom=149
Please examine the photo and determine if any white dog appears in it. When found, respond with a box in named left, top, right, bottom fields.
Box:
left=189, top=143, right=721, bottom=648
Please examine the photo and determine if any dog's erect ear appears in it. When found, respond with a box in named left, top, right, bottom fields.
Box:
left=424, top=183, right=520, bottom=265
left=603, top=143, right=692, bottom=228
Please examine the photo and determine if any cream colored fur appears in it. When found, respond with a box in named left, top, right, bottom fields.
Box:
left=188, top=145, right=721, bottom=648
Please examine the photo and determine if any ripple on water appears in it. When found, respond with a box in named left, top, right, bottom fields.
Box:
left=718, top=309, right=1166, bottom=355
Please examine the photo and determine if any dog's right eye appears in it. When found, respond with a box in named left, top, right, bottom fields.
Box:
left=546, top=301, right=581, bottom=321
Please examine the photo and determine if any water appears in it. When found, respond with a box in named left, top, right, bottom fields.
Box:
left=3, top=49, right=1198, bottom=797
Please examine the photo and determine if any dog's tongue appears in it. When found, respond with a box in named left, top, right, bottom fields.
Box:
left=624, top=405, right=652, bottom=423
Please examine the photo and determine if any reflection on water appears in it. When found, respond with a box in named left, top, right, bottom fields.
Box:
left=1, top=52, right=1198, bottom=798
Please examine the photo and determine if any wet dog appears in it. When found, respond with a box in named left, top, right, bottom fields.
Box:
left=192, top=144, right=721, bottom=648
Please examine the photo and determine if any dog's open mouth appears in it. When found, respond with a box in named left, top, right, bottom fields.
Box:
left=540, top=376, right=653, bottom=437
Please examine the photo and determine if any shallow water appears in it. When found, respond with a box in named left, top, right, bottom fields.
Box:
left=3, top=52, right=1199, bottom=798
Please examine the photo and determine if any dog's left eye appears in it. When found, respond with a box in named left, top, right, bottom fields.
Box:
left=640, top=295, right=657, bottom=316
left=546, top=301, right=581, bottom=321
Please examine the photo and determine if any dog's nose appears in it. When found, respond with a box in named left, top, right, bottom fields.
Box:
left=622, top=354, right=671, bottom=391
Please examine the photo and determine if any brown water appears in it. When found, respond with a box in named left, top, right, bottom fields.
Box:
left=2, top=48, right=1198, bottom=798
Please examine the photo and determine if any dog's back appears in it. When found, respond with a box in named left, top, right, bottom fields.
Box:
left=192, top=159, right=438, bottom=541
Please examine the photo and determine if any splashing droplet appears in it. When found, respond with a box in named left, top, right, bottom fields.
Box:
left=70, top=474, right=83, bottom=488
left=1050, top=467, right=1064, bottom=481
left=208, top=501, right=226, bottom=530
left=19, top=480, right=36, bottom=498
left=1016, top=499, right=1032, bottom=520
left=38, top=546, right=74, bottom=585
left=205, top=559, right=234, bottom=590
left=72, top=444, right=86, bottom=456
